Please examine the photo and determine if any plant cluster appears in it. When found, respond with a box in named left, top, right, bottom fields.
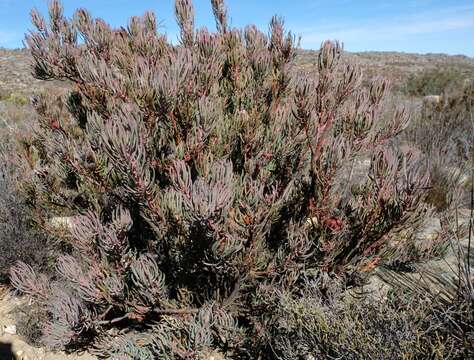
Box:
left=404, top=81, right=474, bottom=211
left=10, top=0, right=434, bottom=358
left=404, top=66, right=465, bottom=97
left=253, top=272, right=473, bottom=360
left=377, top=215, right=474, bottom=359
left=0, top=139, right=53, bottom=282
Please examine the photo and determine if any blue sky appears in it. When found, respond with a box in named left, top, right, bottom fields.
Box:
left=1, top=0, right=473, bottom=56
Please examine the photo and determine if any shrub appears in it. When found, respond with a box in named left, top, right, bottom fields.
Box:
left=404, top=66, right=465, bottom=97
left=255, top=274, right=472, bottom=359
left=4, top=92, right=30, bottom=106
left=404, top=81, right=474, bottom=211
left=0, top=140, right=53, bottom=283
left=376, top=217, right=474, bottom=359
left=14, top=302, right=48, bottom=347
left=11, top=0, right=432, bottom=357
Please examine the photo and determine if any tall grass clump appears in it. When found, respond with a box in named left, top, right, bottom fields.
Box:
left=10, top=0, right=434, bottom=357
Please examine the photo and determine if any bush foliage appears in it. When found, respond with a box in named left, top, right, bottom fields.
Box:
left=10, top=0, right=435, bottom=357
left=252, top=274, right=473, bottom=360
left=405, top=66, right=465, bottom=97
left=0, top=140, right=53, bottom=283
left=404, top=81, right=474, bottom=210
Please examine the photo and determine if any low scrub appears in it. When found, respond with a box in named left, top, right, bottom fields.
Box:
left=0, top=141, right=54, bottom=282
left=404, top=81, right=474, bottom=211
left=255, top=274, right=473, bottom=359
left=0, top=91, right=30, bottom=106
left=404, top=66, right=465, bottom=97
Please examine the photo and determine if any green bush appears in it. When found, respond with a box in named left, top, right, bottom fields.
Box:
left=0, top=91, right=29, bottom=105
left=405, top=66, right=465, bottom=97
left=10, top=0, right=433, bottom=357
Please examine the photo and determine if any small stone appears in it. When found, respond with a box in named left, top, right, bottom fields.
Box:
left=4, top=324, right=16, bottom=334
left=50, top=216, right=74, bottom=229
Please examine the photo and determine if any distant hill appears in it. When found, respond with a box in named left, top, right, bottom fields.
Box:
left=297, top=50, right=474, bottom=91
left=0, top=48, right=65, bottom=99
left=1, top=47, right=474, bottom=97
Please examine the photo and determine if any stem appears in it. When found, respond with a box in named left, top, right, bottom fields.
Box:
left=95, top=307, right=199, bottom=326
left=96, top=312, right=132, bottom=325
left=154, top=308, right=199, bottom=315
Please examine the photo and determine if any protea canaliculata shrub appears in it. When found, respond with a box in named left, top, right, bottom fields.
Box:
left=10, top=0, right=432, bottom=357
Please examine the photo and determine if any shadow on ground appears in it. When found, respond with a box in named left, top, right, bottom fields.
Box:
left=0, top=342, right=15, bottom=360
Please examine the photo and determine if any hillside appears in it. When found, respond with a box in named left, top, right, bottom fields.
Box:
left=0, top=48, right=65, bottom=99
left=297, top=50, right=474, bottom=91
left=1, top=47, right=474, bottom=97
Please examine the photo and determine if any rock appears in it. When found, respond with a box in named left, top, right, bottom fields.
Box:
left=416, top=217, right=441, bottom=242
left=4, top=324, right=16, bottom=335
left=205, top=350, right=227, bottom=360
left=50, top=216, right=74, bottom=229
left=423, top=95, right=442, bottom=104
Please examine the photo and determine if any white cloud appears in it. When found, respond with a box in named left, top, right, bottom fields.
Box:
left=295, top=4, right=474, bottom=49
